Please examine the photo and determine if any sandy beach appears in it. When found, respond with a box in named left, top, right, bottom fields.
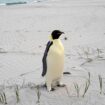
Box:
left=0, top=0, right=105, bottom=105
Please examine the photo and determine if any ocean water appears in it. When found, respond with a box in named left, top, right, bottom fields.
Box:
left=0, top=0, right=45, bottom=5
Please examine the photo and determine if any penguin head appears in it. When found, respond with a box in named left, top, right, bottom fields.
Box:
left=51, top=30, right=64, bottom=40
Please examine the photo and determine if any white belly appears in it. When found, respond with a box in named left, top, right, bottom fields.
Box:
left=46, top=39, right=64, bottom=82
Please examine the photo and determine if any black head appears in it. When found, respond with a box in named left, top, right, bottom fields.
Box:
left=51, top=30, right=64, bottom=40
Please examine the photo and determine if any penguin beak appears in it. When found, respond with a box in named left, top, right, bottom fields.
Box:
left=59, top=31, right=64, bottom=37
left=61, top=32, right=65, bottom=34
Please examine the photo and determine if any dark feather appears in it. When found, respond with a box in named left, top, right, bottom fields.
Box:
left=42, top=41, right=53, bottom=77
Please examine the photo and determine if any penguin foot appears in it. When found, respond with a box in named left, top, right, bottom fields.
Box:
left=51, top=88, right=55, bottom=91
left=57, top=84, right=66, bottom=87
left=47, top=88, right=55, bottom=92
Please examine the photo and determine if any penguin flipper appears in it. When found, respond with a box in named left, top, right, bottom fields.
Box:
left=42, top=41, right=53, bottom=77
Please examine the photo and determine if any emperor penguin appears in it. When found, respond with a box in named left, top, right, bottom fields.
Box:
left=42, top=30, right=65, bottom=91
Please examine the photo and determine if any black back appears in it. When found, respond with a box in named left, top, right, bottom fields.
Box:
left=42, top=41, right=53, bottom=77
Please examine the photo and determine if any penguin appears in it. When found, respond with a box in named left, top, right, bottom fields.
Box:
left=42, top=30, right=65, bottom=91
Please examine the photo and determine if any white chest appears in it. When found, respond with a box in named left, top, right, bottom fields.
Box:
left=49, top=39, right=64, bottom=57
left=46, top=39, right=64, bottom=82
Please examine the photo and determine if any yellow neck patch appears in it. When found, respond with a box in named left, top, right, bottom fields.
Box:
left=49, top=35, right=53, bottom=41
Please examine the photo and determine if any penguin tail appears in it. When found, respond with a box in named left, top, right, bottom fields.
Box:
left=63, top=72, right=71, bottom=75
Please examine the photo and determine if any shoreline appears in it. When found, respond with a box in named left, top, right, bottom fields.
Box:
left=0, top=0, right=105, bottom=7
